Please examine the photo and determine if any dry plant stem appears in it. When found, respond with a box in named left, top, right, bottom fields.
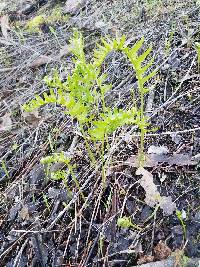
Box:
left=86, top=190, right=101, bottom=245
left=47, top=169, right=99, bottom=230
left=129, top=126, right=200, bottom=138
left=148, top=205, right=158, bottom=254
left=13, top=239, right=29, bottom=267
left=159, top=55, right=197, bottom=110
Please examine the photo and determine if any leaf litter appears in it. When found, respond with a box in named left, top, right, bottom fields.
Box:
left=136, top=167, right=176, bottom=215
left=0, top=113, right=12, bottom=131
left=0, top=15, right=10, bottom=40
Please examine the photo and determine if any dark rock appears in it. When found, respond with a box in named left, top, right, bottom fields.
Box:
left=8, top=203, right=22, bottom=221
left=141, top=206, right=153, bottom=221
left=126, top=199, right=136, bottom=215
left=28, top=164, right=46, bottom=188
left=48, top=187, right=70, bottom=202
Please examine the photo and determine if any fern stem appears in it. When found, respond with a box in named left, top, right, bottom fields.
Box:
left=101, top=136, right=106, bottom=189
left=67, top=163, right=85, bottom=201
left=101, top=91, right=106, bottom=114
left=80, top=125, right=96, bottom=165
left=138, top=77, right=145, bottom=166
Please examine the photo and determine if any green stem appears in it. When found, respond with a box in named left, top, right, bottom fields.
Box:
left=67, top=163, right=85, bottom=201
left=80, top=125, right=96, bottom=165
left=101, top=136, right=106, bottom=189
left=139, top=126, right=145, bottom=166
left=138, top=77, right=145, bottom=166
left=101, top=91, right=106, bottom=114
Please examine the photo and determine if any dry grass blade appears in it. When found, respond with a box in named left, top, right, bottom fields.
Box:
left=0, top=15, right=10, bottom=40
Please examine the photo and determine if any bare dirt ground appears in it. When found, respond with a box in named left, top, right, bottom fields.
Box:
left=0, top=0, right=200, bottom=266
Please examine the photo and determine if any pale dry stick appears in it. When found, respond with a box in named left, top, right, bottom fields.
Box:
left=13, top=239, right=29, bottom=267
left=47, top=194, right=78, bottom=230
left=158, top=55, right=197, bottom=110
left=85, top=186, right=103, bottom=246
left=82, top=232, right=100, bottom=267
left=0, top=233, right=26, bottom=259
left=93, top=249, right=136, bottom=264
left=164, top=73, right=169, bottom=102
left=33, top=121, right=45, bottom=145
left=126, top=126, right=200, bottom=138
left=0, top=66, right=18, bottom=72
left=69, top=135, right=79, bottom=155
left=148, top=206, right=158, bottom=255
left=103, top=247, right=109, bottom=267
left=74, top=200, right=78, bottom=234
left=46, top=168, right=99, bottom=231
left=10, top=229, right=60, bottom=234
left=158, top=85, right=200, bottom=111
left=145, top=83, right=156, bottom=116
left=75, top=215, right=82, bottom=264
left=111, top=73, right=133, bottom=92
left=119, top=182, right=139, bottom=218
left=174, top=185, right=199, bottom=203
left=63, top=224, right=74, bottom=258
left=184, top=94, right=200, bottom=109
left=0, top=215, right=41, bottom=259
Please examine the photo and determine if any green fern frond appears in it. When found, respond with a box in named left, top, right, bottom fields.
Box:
left=93, top=36, right=126, bottom=67
left=89, top=107, right=137, bottom=140
left=69, top=30, right=85, bottom=62
left=23, top=31, right=158, bottom=187
left=41, top=152, right=70, bottom=165
left=123, top=38, right=144, bottom=57
left=124, top=44, right=155, bottom=86
left=22, top=88, right=63, bottom=112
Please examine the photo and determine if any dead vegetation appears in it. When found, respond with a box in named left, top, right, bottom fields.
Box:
left=0, top=0, right=200, bottom=266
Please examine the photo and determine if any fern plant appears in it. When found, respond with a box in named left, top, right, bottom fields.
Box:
left=23, top=31, right=156, bottom=188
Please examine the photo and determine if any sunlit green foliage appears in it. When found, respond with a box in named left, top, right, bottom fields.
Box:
left=25, top=6, right=68, bottom=33
left=23, top=31, right=156, bottom=187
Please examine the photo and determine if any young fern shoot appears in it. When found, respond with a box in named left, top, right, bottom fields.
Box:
left=23, top=31, right=156, bottom=189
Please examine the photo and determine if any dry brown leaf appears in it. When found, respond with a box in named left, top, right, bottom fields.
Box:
left=64, top=0, right=86, bottom=14
left=159, top=196, right=176, bottom=216
left=126, top=153, right=198, bottom=168
left=147, top=145, right=169, bottom=155
left=59, top=44, right=70, bottom=58
left=136, top=167, right=160, bottom=207
left=167, top=153, right=198, bottom=166
left=154, top=241, right=172, bottom=260
left=0, top=113, right=12, bottom=131
left=137, top=255, right=154, bottom=265
left=19, top=206, right=30, bottom=220
left=21, top=108, right=41, bottom=126
left=29, top=55, right=53, bottom=68
left=0, top=15, right=10, bottom=40
left=28, top=44, right=70, bottom=68
left=136, top=167, right=176, bottom=215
